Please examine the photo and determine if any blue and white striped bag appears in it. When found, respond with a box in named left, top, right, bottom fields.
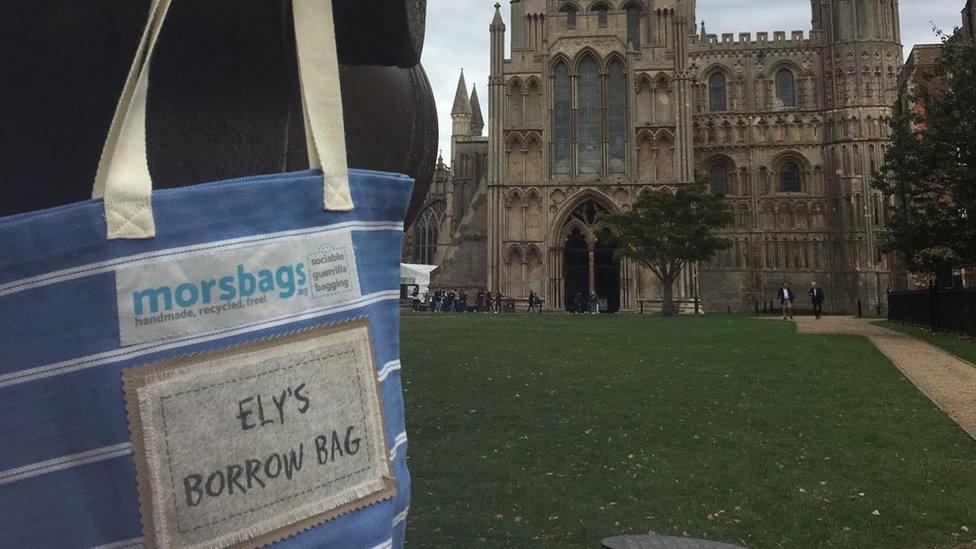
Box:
left=0, top=1, right=411, bottom=547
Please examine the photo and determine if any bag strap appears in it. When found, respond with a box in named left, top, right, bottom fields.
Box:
left=92, top=0, right=353, bottom=240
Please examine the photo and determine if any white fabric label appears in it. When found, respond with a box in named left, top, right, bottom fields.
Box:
left=116, top=231, right=361, bottom=346
left=124, top=321, right=394, bottom=549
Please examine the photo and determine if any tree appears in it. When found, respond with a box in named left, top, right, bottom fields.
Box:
left=873, top=32, right=976, bottom=282
left=602, top=183, right=733, bottom=316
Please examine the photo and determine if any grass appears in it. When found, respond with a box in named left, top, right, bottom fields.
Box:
left=399, top=313, right=976, bottom=548
left=874, top=321, right=976, bottom=367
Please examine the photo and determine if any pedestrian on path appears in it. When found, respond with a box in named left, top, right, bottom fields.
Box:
left=778, top=282, right=795, bottom=320
left=809, top=281, right=825, bottom=320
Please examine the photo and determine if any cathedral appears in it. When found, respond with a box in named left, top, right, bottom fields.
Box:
left=405, top=0, right=902, bottom=313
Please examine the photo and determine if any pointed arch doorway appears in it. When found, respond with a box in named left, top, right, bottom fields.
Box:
left=560, top=198, right=620, bottom=313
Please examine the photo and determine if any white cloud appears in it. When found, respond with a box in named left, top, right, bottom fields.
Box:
left=423, top=0, right=962, bottom=161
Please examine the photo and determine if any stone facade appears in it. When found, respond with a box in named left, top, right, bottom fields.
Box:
left=406, top=0, right=903, bottom=313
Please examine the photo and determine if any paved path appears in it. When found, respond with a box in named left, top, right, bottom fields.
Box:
left=781, top=315, right=976, bottom=440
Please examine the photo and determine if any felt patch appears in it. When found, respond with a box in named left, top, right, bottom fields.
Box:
left=123, top=320, right=394, bottom=548
left=116, top=230, right=361, bottom=346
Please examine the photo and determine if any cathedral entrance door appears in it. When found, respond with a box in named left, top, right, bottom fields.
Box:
left=560, top=198, right=622, bottom=313
left=563, top=228, right=589, bottom=312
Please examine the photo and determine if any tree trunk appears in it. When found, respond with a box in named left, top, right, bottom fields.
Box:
left=661, top=276, right=675, bottom=317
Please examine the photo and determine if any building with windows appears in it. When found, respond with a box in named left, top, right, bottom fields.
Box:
left=406, top=0, right=903, bottom=313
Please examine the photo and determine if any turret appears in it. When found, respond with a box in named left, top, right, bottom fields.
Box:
left=470, top=85, right=484, bottom=137
left=818, top=0, right=903, bottom=306
left=487, top=3, right=506, bottom=292
left=451, top=70, right=472, bottom=139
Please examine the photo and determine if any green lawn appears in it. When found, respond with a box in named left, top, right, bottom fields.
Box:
left=874, top=321, right=976, bottom=367
left=400, top=314, right=976, bottom=548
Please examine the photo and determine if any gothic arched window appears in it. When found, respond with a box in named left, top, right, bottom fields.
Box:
left=561, top=4, right=577, bottom=27
left=553, top=61, right=572, bottom=174
left=508, top=80, right=523, bottom=127
left=708, top=72, right=727, bottom=112
left=607, top=59, right=627, bottom=173
left=710, top=163, right=729, bottom=194
left=779, top=161, right=801, bottom=192
left=856, top=0, right=869, bottom=37
left=413, top=204, right=444, bottom=265
left=626, top=6, right=642, bottom=48
left=776, top=69, right=796, bottom=107
left=594, top=4, right=608, bottom=27
left=577, top=55, right=602, bottom=174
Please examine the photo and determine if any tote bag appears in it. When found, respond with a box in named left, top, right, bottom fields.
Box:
left=0, top=1, right=412, bottom=547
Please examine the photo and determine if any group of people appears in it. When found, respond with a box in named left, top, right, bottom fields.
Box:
left=410, top=287, right=546, bottom=314
left=570, top=292, right=603, bottom=314
left=412, top=288, right=504, bottom=313
left=776, top=281, right=826, bottom=320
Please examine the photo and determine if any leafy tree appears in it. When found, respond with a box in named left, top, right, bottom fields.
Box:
left=873, top=32, right=976, bottom=281
left=602, top=183, right=733, bottom=316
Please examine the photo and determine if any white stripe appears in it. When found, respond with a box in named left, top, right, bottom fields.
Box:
left=389, top=432, right=408, bottom=461
left=91, top=537, right=145, bottom=549
left=0, top=291, right=399, bottom=389
left=370, top=539, right=393, bottom=549
left=377, top=359, right=401, bottom=381
left=0, top=221, right=402, bottom=297
left=393, top=506, right=410, bottom=526
left=0, top=443, right=133, bottom=486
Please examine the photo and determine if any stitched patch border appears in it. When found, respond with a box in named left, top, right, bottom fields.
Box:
left=123, top=320, right=395, bottom=549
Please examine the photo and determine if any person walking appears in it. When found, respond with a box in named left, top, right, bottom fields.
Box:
left=809, top=281, right=825, bottom=320
left=589, top=292, right=600, bottom=315
left=494, top=290, right=503, bottom=313
left=778, top=282, right=795, bottom=320
left=527, top=291, right=535, bottom=313
left=485, top=290, right=493, bottom=313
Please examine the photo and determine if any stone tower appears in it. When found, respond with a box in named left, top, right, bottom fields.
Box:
left=816, top=0, right=902, bottom=308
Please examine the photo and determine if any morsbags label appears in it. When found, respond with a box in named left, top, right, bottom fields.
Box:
left=115, top=231, right=361, bottom=346
left=123, top=321, right=395, bottom=548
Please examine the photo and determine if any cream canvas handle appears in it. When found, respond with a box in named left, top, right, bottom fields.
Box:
left=93, top=0, right=353, bottom=240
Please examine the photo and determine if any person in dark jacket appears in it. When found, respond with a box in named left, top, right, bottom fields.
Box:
left=809, top=281, right=825, bottom=320
left=778, top=282, right=795, bottom=320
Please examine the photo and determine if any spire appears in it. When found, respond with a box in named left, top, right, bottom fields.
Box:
left=469, top=84, right=484, bottom=136
left=490, top=3, right=505, bottom=31
left=451, top=70, right=472, bottom=116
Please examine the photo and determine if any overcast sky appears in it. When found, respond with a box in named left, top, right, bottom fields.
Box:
left=422, top=0, right=963, bottom=159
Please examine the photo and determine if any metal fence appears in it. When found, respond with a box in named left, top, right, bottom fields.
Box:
left=887, top=288, right=976, bottom=336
